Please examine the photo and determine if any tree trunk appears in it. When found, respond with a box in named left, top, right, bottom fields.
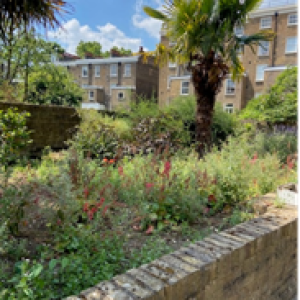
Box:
left=194, top=89, right=215, bottom=159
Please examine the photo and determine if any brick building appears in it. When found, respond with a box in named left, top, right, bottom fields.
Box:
left=158, top=0, right=297, bottom=113
left=55, top=48, right=159, bottom=111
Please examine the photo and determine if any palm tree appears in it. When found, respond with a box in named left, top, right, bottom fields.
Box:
left=143, top=0, right=274, bottom=158
left=0, top=0, right=71, bottom=42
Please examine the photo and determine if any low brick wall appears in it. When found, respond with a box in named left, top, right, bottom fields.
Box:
left=0, top=102, right=81, bottom=156
left=65, top=203, right=297, bottom=300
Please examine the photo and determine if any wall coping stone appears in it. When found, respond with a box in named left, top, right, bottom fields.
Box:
left=65, top=194, right=297, bottom=300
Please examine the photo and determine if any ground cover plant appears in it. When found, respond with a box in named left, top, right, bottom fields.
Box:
left=0, top=124, right=296, bottom=298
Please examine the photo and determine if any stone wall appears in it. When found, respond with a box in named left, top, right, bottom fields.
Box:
left=0, top=102, right=80, bottom=156
left=65, top=203, right=297, bottom=300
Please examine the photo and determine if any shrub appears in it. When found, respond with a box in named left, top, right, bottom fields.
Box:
left=162, top=95, right=237, bottom=146
left=120, top=111, right=190, bottom=158
left=0, top=108, right=32, bottom=186
left=239, top=66, right=297, bottom=124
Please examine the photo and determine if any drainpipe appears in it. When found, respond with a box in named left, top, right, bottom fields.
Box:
left=117, top=62, right=122, bottom=86
left=272, top=12, right=278, bottom=67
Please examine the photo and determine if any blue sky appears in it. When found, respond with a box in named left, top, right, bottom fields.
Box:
left=48, top=0, right=164, bottom=55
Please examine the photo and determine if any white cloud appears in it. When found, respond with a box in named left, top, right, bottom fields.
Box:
left=132, top=0, right=163, bottom=40
left=48, top=18, right=143, bottom=54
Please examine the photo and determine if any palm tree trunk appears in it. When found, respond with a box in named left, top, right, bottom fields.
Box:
left=194, top=89, right=215, bottom=159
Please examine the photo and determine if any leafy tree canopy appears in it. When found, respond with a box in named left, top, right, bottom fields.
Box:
left=76, top=41, right=132, bottom=58
left=239, top=67, right=297, bottom=124
left=26, top=64, right=83, bottom=107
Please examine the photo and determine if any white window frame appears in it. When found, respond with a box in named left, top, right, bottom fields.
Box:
left=180, top=81, right=189, bottom=95
left=110, top=64, right=117, bottom=77
left=124, top=64, right=131, bottom=77
left=256, top=64, right=268, bottom=82
left=89, top=90, right=94, bottom=101
left=225, top=79, right=236, bottom=95
left=50, top=54, right=56, bottom=63
left=258, top=41, right=270, bottom=56
left=118, top=92, right=125, bottom=101
left=287, top=14, right=297, bottom=26
left=95, top=65, right=100, bottom=77
left=234, top=25, right=244, bottom=36
left=169, top=62, right=177, bottom=68
left=260, top=17, right=272, bottom=29
left=285, top=37, right=297, bottom=54
left=224, top=103, right=234, bottom=114
left=82, top=66, right=88, bottom=77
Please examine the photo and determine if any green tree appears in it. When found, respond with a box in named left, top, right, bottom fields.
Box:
left=76, top=41, right=103, bottom=58
left=142, top=0, right=274, bottom=158
left=239, top=66, right=297, bottom=124
left=0, top=24, right=64, bottom=99
left=103, top=46, right=132, bottom=57
left=26, top=64, right=83, bottom=107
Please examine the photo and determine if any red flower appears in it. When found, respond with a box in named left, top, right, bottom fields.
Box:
left=109, top=159, right=115, bottom=164
left=91, top=206, right=98, bottom=214
left=163, top=161, right=171, bottom=177
left=83, top=203, right=89, bottom=212
left=103, top=158, right=108, bottom=163
left=88, top=211, right=94, bottom=220
left=102, top=205, right=109, bottom=216
left=83, top=187, right=89, bottom=199
left=97, top=198, right=105, bottom=208
left=208, top=194, right=216, bottom=203
left=250, top=153, right=258, bottom=164
left=33, top=197, right=39, bottom=204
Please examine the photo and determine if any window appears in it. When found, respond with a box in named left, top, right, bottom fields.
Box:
left=89, top=90, right=94, bottom=101
left=82, top=66, right=88, bottom=77
left=124, top=64, right=131, bottom=76
left=256, top=64, right=268, bottom=81
left=286, top=37, right=297, bottom=53
left=225, top=79, right=235, bottom=95
left=260, top=17, right=272, bottom=29
left=224, top=103, right=234, bottom=114
left=258, top=41, right=269, bottom=56
left=288, top=14, right=297, bottom=25
left=234, top=25, right=244, bottom=36
left=181, top=81, right=189, bottom=95
left=95, top=65, right=100, bottom=77
left=255, top=92, right=262, bottom=98
left=118, top=92, right=125, bottom=101
left=50, top=54, right=56, bottom=63
left=169, top=62, right=177, bottom=68
left=110, top=64, right=117, bottom=77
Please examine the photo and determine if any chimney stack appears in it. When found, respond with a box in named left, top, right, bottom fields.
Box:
left=139, top=46, right=144, bottom=53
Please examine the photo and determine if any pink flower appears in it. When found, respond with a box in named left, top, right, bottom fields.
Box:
left=203, top=207, right=210, bottom=214
left=145, top=225, right=154, bottom=235
left=145, top=183, right=155, bottom=189
left=250, top=153, right=258, bottom=164
left=88, top=211, right=94, bottom=220
left=163, top=161, right=171, bottom=177
left=118, top=166, right=124, bottom=176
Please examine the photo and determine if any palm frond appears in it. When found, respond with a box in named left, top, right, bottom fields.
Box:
left=143, top=6, right=168, bottom=21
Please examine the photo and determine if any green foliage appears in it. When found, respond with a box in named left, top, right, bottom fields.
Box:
left=239, top=67, right=297, bottom=124
left=76, top=41, right=132, bottom=58
left=0, top=108, right=31, bottom=185
left=26, top=64, right=83, bottom=107
left=76, top=40, right=103, bottom=58
left=162, top=95, right=237, bottom=146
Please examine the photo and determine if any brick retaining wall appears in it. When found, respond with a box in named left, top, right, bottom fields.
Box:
left=0, top=102, right=81, bottom=156
left=65, top=203, right=297, bottom=300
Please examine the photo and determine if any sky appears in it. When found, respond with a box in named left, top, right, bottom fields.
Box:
left=47, top=0, right=164, bottom=55
left=47, top=0, right=297, bottom=55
